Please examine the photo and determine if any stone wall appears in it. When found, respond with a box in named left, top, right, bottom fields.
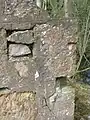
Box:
left=0, top=0, right=76, bottom=120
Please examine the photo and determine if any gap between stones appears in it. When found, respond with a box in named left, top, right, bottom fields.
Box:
left=5, top=26, right=35, bottom=37
left=6, top=29, right=35, bottom=60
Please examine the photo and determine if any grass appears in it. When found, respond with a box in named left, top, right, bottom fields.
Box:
left=69, top=1, right=90, bottom=119
left=72, top=0, right=90, bottom=72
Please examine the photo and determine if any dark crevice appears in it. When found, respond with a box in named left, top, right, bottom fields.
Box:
left=67, top=42, right=77, bottom=45
left=28, top=42, right=34, bottom=56
left=7, top=41, right=34, bottom=46
left=7, top=40, right=9, bottom=59
left=6, top=30, right=14, bottom=37
left=5, top=25, right=36, bottom=37
left=11, top=54, right=32, bottom=58
left=0, top=87, right=10, bottom=91
left=56, top=76, right=67, bottom=89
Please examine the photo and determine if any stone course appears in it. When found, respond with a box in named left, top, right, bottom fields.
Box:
left=0, top=0, right=76, bottom=120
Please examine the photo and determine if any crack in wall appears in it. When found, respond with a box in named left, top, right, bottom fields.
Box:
left=42, top=96, right=60, bottom=120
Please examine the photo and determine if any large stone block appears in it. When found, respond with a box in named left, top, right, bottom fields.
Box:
left=0, top=0, right=50, bottom=30
left=34, top=19, right=76, bottom=78
left=34, top=19, right=76, bottom=120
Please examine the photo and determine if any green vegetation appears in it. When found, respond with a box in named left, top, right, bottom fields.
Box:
left=73, top=0, right=90, bottom=72
left=74, top=83, right=90, bottom=120
left=69, top=1, right=90, bottom=119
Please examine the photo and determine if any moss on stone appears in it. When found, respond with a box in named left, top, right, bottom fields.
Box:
left=74, top=83, right=90, bottom=120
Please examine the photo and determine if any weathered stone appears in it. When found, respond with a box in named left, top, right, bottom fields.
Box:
left=9, top=44, right=31, bottom=57
left=88, top=116, right=90, bottom=120
left=34, top=19, right=76, bottom=97
left=0, top=92, right=38, bottom=120
left=0, top=30, right=36, bottom=92
left=0, top=0, right=50, bottom=30
left=14, top=62, right=28, bottom=77
left=33, top=19, right=76, bottom=120
left=0, top=11, right=76, bottom=120
left=0, top=60, right=36, bottom=92
left=49, top=87, right=75, bottom=120
left=34, top=20, right=76, bottom=78
left=7, top=30, right=34, bottom=61
left=7, top=30, right=34, bottom=44
left=0, top=29, right=7, bottom=62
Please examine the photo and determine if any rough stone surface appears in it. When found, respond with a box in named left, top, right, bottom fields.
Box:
left=0, top=0, right=50, bottom=30
left=0, top=91, right=38, bottom=120
left=7, top=30, right=34, bottom=44
left=34, top=21, right=76, bottom=77
left=0, top=1, right=77, bottom=120
left=7, top=30, right=34, bottom=61
left=33, top=20, right=76, bottom=120
left=14, top=62, right=29, bottom=77
left=9, top=44, right=31, bottom=57
left=50, top=87, right=75, bottom=120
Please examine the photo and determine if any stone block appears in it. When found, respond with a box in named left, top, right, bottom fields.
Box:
left=49, top=86, right=75, bottom=120
left=0, top=0, right=50, bottom=30
left=34, top=19, right=76, bottom=78
left=9, top=44, right=31, bottom=57
left=7, top=30, right=34, bottom=44
left=33, top=19, right=76, bottom=120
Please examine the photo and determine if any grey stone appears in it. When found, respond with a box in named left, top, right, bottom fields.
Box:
left=33, top=19, right=76, bottom=120
left=14, top=62, right=29, bottom=77
left=7, top=30, right=34, bottom=44
left=0, top=28, right=36, bottom=92
left=34, top=20, right=76, bottom=78
left=49, top=87, right=75, bottom=120
left=0, top=60, right=36, bottom=92
left=9, top=44, right=31, bottom=57
left=0, top=0, right=50, bottom=30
